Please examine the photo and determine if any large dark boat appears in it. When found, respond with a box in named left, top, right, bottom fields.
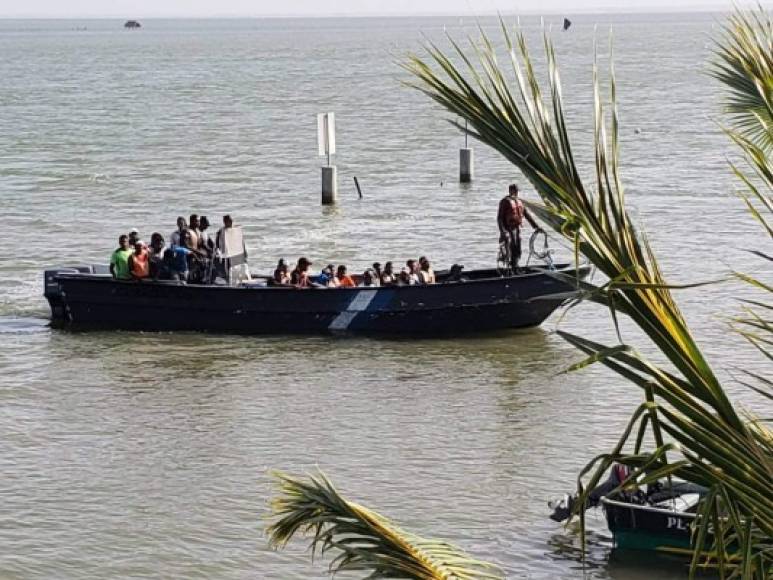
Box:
left=44, top=263, right=589, bottom=335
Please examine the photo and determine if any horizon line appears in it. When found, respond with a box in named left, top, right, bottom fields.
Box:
left=0, top=6, right=734, bottom=20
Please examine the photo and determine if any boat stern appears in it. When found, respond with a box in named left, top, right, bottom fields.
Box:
left=44, top=265, right=109, bottom=323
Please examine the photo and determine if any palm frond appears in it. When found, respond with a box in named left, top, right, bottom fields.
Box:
left=267, top=470, right=504, bottom=579
left=711, top=7, right=773, bottom=152
left=404, top=17, right=773, bottom=578
left=714, top=7, right=773, bottom=411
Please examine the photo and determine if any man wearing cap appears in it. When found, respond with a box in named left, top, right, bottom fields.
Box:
left=291, top=257, right=312, bottom=288
left=497, top=183, right=542, bottom=272
left=128, top=228, right=140, bottom=247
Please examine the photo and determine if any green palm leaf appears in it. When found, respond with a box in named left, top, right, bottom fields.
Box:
left=715, top=8, right=773, bottom=399
left=711, top=8, right=773, bottom=152
left=267, top=470, right=504, bottom=579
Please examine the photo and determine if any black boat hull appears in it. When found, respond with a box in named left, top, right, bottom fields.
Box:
left=45, top=265, right=589, bottom=335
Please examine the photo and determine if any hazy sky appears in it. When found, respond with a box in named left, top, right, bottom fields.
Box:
left=0, top=0, right=749, bottom=18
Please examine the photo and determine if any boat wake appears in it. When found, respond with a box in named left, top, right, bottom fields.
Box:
left=0, top=315, right=50, bottom=335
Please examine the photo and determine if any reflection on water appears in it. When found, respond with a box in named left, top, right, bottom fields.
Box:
left=0, top=12, right=770, bottom=580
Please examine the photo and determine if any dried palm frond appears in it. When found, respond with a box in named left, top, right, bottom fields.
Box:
left=267, top=470, right=504, bottom=579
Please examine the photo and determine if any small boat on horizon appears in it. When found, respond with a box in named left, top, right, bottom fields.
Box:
left=124, top=20, right=141, bottom=29
left=44, top=262, right=589, bottom=335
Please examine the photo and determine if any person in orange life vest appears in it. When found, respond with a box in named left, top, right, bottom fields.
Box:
left=335, top=265, right=356, bottom=288
left=497, top=183, right=542, bottom=272
left=128, top=241, right=150, bottom=280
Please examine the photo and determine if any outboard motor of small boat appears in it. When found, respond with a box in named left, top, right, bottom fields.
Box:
left=548, top=464, right=632, bottom=522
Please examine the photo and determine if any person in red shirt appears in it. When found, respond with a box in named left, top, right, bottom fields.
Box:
left=497, top=183, right=542, bottom=272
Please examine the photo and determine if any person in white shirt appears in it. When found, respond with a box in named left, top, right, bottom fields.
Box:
left=418, top=256, right=436, bottom=284
left=170, top=216, right=186, bottom=246
left=406, top=259, right=420, bottom=285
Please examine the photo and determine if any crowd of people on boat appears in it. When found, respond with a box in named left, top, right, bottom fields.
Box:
left=271, top=256, right=437, bottom=288
left=109, top=214, right=440, bottom=288
left=108, top=184, right=541, bottom=286
left=109, top=214, right=247, bottom=284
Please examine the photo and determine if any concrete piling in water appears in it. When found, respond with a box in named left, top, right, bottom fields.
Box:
left=317, top=112, right=337, bottom=205
left=459, top=147, right=474, bottom=183
left=322, top=166, right=338, bottom=205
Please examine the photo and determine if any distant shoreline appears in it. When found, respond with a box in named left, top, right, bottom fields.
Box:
left=0, top=8, right=734, bottom=20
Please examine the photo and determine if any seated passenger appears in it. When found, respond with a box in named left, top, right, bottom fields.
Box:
left=335, top=265, right=356, bottom=288
left=109, top=235, right=133, bottom=280
left=447, top=264, right=467, bottom=282
left=405, top=260, right=420, bottom=285
left=372, top=262, right=383, bottom=282
left=148, top=233, right=166, bottom=279
left=291, top=257, right=312, bottom=288
left=128, top=241, right=150, bottom=280
left=325, top=264, right=336, bottom=286
left=396, top=267, right=411, bottom=286
left=360, top=269, right=379, bottom=287
left=316, top=264, right=336, bottom=287
left=381, top=261, right=396, bottom=285
left=273, top=259, right=290, bottom=285
left=418, top=256, right=436, bottom=284
left=163, top=243, right=193, bottom=282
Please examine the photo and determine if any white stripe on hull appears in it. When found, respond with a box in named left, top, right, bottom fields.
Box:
left=328, top=289, right=378, bottom=331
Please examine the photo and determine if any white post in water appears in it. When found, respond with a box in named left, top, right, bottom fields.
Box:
left=317, top=112, right=338, bottom=205
left=459, top=120, right=474, bottom=183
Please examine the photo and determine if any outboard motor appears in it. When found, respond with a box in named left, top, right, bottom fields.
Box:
left=548, top=464, right=632, bottom=522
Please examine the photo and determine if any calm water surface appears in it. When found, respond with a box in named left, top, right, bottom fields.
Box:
left=0, top=13, right=770, bottom=579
